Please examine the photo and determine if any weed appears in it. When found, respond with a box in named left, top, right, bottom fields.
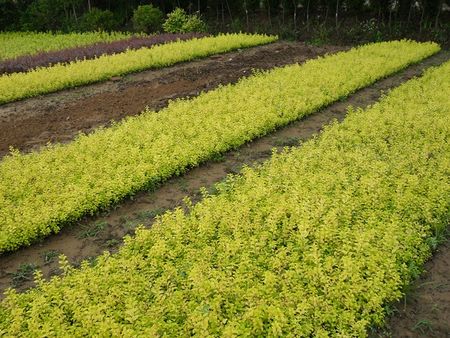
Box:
left=210, top=153, right=226, bottom=163
left=42, top=250, right=59, bottom=264
left=272, top=136, right=301, bottom=147
left=177, top=178, right=189, bottom=193
left=78, top=221, right=108, bottom=239
left=123, top=219, right=140, bottom=231
left=412, top=319, right=433, bottom=334
left=136, top=208, right=166, bottom=221
left=12, top=263, right=37, bottom=287
left=105, top=239, right=120, bottom=248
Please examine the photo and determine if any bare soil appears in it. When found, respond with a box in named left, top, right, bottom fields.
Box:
left=374, top=239, right=450, bottom=338
left=0, top=41, right=345, bottom=157
left=0, top=42, right=448, bottom=337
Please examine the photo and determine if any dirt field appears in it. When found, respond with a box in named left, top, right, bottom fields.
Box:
left=0, top=42, right=448, bottom=337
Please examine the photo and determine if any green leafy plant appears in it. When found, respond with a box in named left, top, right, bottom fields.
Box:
left=272, top=136, right=301, bottom=147
left=132, top=4, right=163, bottom=33
left=105, top=239, right=120, bottom=248
left=136, top=209, right=166, bottom=221
left=163, top=8, right=206, bottom=33
left=79, top=8, right=117, bottom=32
left=78, top=221, right=108, bottom=239
left=413, top=319, right=434, bottom=334
left=11, top=263, right=36, bottom=287
left=42, top=250, right=59, bottom=264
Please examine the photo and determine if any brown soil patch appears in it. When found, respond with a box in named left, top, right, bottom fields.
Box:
left=0, top=41, right=345, bottom=157
left=374, top=239, right=450, bottom=338
left=0, top=44, right=448, bottom=337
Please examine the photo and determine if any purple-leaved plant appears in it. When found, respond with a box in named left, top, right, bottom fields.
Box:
left=0, top=33, right=207, bottom=75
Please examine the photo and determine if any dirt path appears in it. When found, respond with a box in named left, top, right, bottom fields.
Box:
left=0, top=45, right=448, bottom=337
left=0, top=41, right=345, bottom=158
left=374, top=238, right=450, bottom=338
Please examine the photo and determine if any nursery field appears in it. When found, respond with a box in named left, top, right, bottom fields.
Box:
left=0, top=33, right=276, bottom=104
left=0, top=40, right=438, bottom=252
left=0, top=33, right=449, bottom=337
left=0, top=31, right=131, bottom=61
left=0, top=33, right=207, bottom=75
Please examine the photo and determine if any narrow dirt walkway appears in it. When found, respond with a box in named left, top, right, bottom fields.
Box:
left=375, top=239, right=450, bottom=338
left=0, top=42, right=345, bottom=157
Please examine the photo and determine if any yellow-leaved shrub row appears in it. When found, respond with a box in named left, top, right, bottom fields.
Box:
left=0, top=33, right=276, bottom=104
left=0, top=40, right=440, bottom=253
left=1, top=55, right=449, bottom=338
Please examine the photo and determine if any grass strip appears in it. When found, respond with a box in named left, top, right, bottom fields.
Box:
left=0, top=33, right=276, bottom=104
left=1, top=51, right=449, bottom=338
left=0, top=40, right=439, bottom=253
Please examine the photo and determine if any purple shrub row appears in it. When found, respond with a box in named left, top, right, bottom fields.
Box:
left=0, top=33, right=207, bottom=75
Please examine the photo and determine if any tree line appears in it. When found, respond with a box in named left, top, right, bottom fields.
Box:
left=1, top=0, right=449, bottom=39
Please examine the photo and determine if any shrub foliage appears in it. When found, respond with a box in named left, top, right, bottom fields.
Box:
left=163, top=8, right=207, bottom=33
left=1, top=51, right=449, bottom=338
left=0, top=40, right=438, bottom=253
left=132, top=4, right=164, bottom=33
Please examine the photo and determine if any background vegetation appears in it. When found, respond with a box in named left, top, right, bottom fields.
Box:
left=0, top=0, right=449, bottom=46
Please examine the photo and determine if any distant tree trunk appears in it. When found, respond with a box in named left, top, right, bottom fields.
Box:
left=73, top=4, right=78, bottom=22
left=63, top=4, right=68, bottom=21
left=87, top=0, right=91, bottom=12
left=335, top=0, right=340, bottom=30
left=244, top=1, right=250, bottom=30
left=324, top=3, right=329, bottom=26
left=267, top=0, right=272, bottom=27
left=221, top=1, right=225, bottom=27
left=306, top=0, right=310, bottom=31
left=407, top=1, right=413, bottom=26
left=419, top=0, right=426, bottom=33
left=398, top=0, right=411, bottom=20
left=388, top=2, right=392, bottom=33
left=435, top=0, right=443, bottom=28
left=216, top=2, right=220, bottom=24
left=292, top=0, right=297, bottom=31
left=225, top=0, right=233, bottom=21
